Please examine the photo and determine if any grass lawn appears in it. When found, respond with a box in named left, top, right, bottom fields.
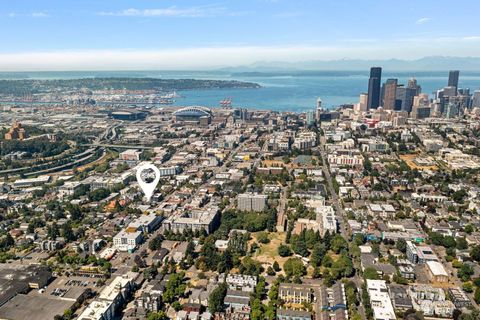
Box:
left=251, top=232, right=290, bottom=270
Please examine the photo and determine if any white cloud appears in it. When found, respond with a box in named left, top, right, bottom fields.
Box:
left=7, top=11, right=50, bottom=18
left=98, top=6, right=226, bottom=18
left=393, top=35, right=480, bottom=43
left=0, top=38, right=479, bottom=71
left=31, top=12, right=49, bottom=18
left=416, top=17, right=431, bottom=24
left=463, top=36, right=480, bottom=41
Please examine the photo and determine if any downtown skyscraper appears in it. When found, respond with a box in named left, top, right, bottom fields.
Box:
left=448, top=70, right=460, bottom=93
left=382, top=78, right=398, bottom=110
left=367, top=67, right=382, bottom=109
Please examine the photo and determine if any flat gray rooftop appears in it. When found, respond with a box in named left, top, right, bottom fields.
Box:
left=0, top=294, right=75, bottom=320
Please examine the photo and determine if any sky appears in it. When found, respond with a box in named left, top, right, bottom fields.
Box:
left=1, top=0, right=480, bottom=70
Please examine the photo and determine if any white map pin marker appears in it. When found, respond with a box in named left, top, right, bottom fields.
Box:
left=136, top=163, right=160, bottom=202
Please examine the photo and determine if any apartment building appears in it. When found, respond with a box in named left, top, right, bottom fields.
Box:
left=406, top=241, right=439, bottom=264
left=279, top=283, right=313, bottom=305
left=237, top=193, right=267, bottom=212
left=366, top=280, right=396, bottom=320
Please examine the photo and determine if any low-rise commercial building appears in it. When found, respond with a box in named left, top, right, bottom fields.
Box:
left=119, top=149, right=142, bottom=162
left=127, top=214, right=162, bottom=233
left=425, top=261, right=449, bottom=283
left=12, top=175, right=51, bottom=189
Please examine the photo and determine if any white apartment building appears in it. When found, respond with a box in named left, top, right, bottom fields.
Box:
left=58, top=181, right=83, bottom=197
left=127, top=214, right=162, bottom=233
left=366, top=280, right=396, bottom=320
left=293, top=131, right=317, bottom=150
left=113, top=230, right=143, bottom=253
left=158, top=166, right=180, bottom=177
left=327, top=152, right=364, bottom=167
left=237, top=193, right=267, bottom=212
left=78, top=274, right=134, bottom=320
left=316, top=205, right=337, bottom=236
left=221, top=274, right=258, bottom=292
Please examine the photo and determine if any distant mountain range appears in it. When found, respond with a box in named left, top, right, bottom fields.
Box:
left=221, top=56, right=480, bottom=72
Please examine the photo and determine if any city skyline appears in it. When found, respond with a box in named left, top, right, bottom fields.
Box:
left=1, top=0, right=480, bottom=70
left=2, top=2, right=480, bottom=318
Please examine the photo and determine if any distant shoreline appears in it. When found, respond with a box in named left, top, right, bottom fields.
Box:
left=4, top=69, right=480, bottom=78
left=0, top=77, right=261, bottom=94
left=1, top=70, right=479, bottom=111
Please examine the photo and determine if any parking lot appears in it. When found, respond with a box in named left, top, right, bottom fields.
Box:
left=30, top=275, right=103, bottom=301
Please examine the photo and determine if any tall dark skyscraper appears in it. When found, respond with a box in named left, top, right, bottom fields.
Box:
left=367, top=67, right=382, bottom=109
left=448, top=70, right=459, bottom=91
left=396, top=85, right=417, bottom=112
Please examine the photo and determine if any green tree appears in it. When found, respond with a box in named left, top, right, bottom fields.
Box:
left=353, top=234, right=365, bottom=246
left=148, top=235, right=163, bottom=251
left=172, top=301, right=182, bottom=311
left=475, top=287, right=480, bottom=304
left=457, top=237, right=468, bottom=250
left=332, top=253, right=354, bottom=278
left=61, top=223, right=76, bottom=242
left=63, top=309, right=73, bottom=320
left=459, top=310, right=480, bottom=320
left=291, top=234, right=309, bottom=257
left=278, top=244, right=292, bottom=257
left=88, top=188, right=111, bottom=201
left=163, top=272, right=187, bottom=303
left=47, top=223, right=60, bottom=240
left=284, top=257, right=306, bottom=278
left=428, top=232, right=444, bottom=246
left=273, top=261, right=281, bottom=272
left=465, top=224, right=475, bottom=234
left=257, top=232, right=270, bottom=244
left=452, top=189, right=467, bottom=203
left=330, top=234, right=348, bottom=253
left=463, top=282, right=474, bottom=293
left=200, top=236, right=220, bottom=270
left=458, top=264, right=474, bottom=282
left=396, top=239, right=407, bottom=253
left=363, top=267, right=380, bottom=280
left=311, top=243, right=327, bottom=267
left=147, top=311, right=168, bottom=320
left=239, top=257, right=263, bottom=276
left=208, top=283, right=227, bottom=313
left=0, top=233, right=14, bottom=250
left=66, top=203, right=83, bottom=221
left=471, top=246, right=480, bottom=262
left=144, top=267, right=158, bottom=280
left=443, top=236, right=457, bottom=248
left=267, top=266, right=276, bottom=276
left=322, top=255, right=333, bottom=268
